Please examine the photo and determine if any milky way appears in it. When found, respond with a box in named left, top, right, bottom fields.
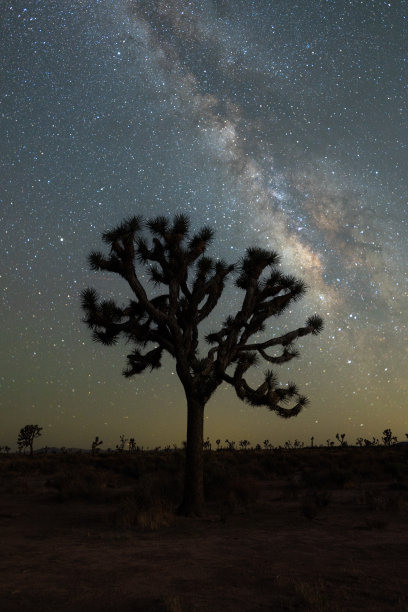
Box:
left=1, top=1, right=407, bottom=449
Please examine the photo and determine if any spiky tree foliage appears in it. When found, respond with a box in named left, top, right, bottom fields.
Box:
left=82, top=214, right=323, bottom=515
left=17, top=424, right=42, bottom=457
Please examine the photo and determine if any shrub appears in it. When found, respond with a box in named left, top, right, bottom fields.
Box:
left=48, top=466, right=107, bottom=501
left=111, top=496, right=174, bottom=531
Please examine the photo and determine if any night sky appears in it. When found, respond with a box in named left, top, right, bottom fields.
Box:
left=2, top=1, right=407, bottom=450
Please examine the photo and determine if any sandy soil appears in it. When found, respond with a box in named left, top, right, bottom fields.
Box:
left=1, top=474, right=407, bottom=611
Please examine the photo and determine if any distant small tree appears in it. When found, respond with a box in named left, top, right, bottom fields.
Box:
left=336, top=433, right=347, bottom=447
left=128, top=438, right=137, bottom=453
left=91, top=436, right=103, bottom=455
left=215, top=439, right=221, bottom=450
left=116, top=434, right=127, bottom=453
left=225, top=439, right=235, bottom=451
left=82, top=214, right=323, bottom=515
left=382, top=428, right=397, bottom=447
left=364, top=437, right=379, bottom=447
left=356, top=437, right=364, bottom=447
left=239, top=439, right=250, bottom=450
left=17, top=425, right=42, bottom=457
left=203, top=437, right=211, bottom=450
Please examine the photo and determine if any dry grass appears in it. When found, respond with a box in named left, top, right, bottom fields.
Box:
left=110, top=496, right=174, bottom=531
left=1, top=447, right=408, bottom=611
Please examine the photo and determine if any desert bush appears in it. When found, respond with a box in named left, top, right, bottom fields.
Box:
left=48, top=465, right=107, bottom=501
left=136, top=471, right=183, bottom=507
left=301, top=466, right=352, bottom=489
left=0, top=472, right=30, bottom=494
left=159, top=595, right=186, bottom=612
left=111, top=455, right=144, bottom=479
left=0, top=456, right=35, bottom=475
left=110, top=496, right=174, bottom=530
left=203, top=456, right=239, bottom=500
left=301, top=488, right=331, bottom=520
left=294, top=579, right=329, bottom=610
left=227, top=476, right=261, bottom=509
left=356, top=487, right=406, bottom=514
left=203, top=453, right=264, bottom=509
left=280, top=477, right=302, bottom=501
left=109, top=472, right=179, bottom=530
left=383, top=460, right=407, bottom=482
left=364, top=517, right=389, bottom=530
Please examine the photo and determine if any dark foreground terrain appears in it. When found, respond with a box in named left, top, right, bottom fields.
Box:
left=1, top=447, right=407, bottom=611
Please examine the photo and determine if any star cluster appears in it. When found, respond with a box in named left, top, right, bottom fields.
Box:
left=1, top=1, right=407, bottom=449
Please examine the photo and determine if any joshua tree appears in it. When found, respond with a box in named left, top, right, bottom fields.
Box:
left=116, top=434, right=127, bottom=453
left=91, top=436, right=103, bottom=455
left=336, top=433, right=347, bottom=447
left=81, top=214, right=323, bottom=515
left=203, top=437, right=211, bottom=450
left=17, top=424, right=42, bottom=457
left=382, top=428, right=397, bottom=447
left=225, top=439, right=236, bottom=451
left=364, top=437, right=380, bottom=447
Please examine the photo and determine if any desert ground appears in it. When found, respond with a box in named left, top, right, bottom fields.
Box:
left=1, top=447, right=407, bottom=611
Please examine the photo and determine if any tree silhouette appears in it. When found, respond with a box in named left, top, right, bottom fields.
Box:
left=336, top=432, right=347, bottom=447
left=81, top=214, right=323, bottom=515
left=382, top=428, right=397, bottom=446
left=225, top=439, right=236, bottom=451
left=116, top=434, right=127, bottom=453
left=17, top=424, right=42, bottom=457
left=203, top=437, right=211, bottom=450
left=91, top=436, right=103, bottom=455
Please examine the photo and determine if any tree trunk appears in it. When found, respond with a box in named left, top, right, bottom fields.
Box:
left=178, top=395, right=205, bottom=516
